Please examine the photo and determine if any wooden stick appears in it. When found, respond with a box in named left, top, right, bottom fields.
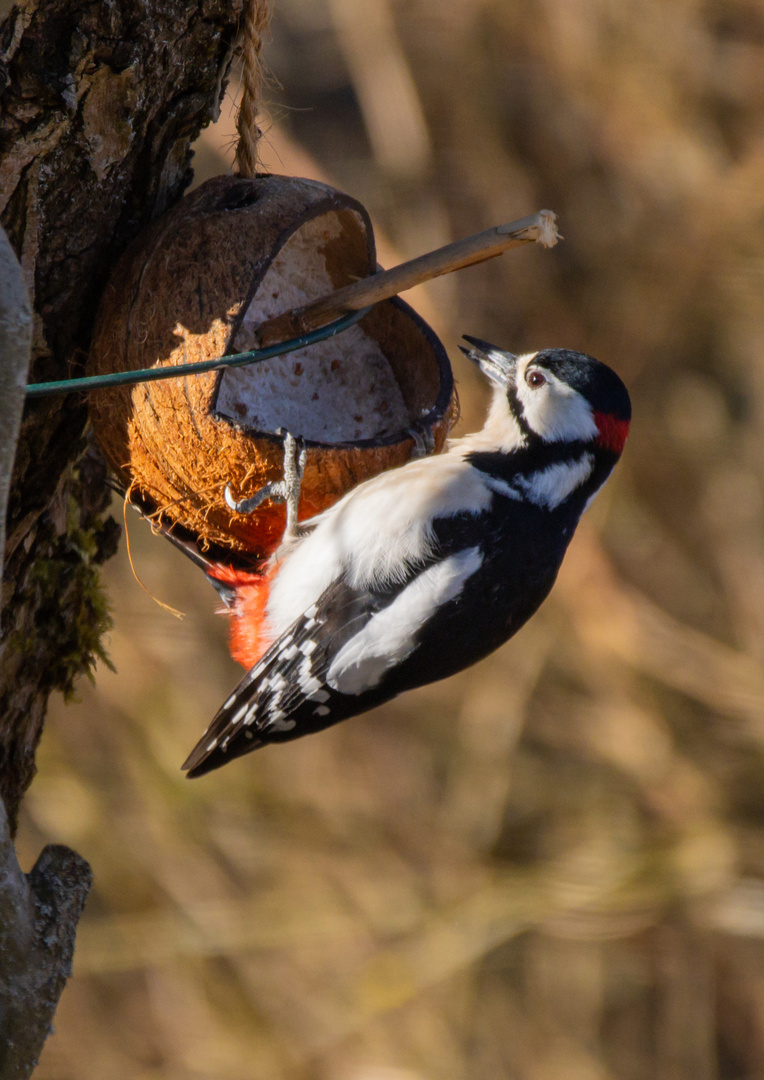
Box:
left=254, top=210, right=559, bottom=347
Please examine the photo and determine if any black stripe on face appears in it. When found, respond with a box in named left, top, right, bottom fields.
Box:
left=466, top=440, right=591, bottom=482
left=505, top=383, right=535, bottom=440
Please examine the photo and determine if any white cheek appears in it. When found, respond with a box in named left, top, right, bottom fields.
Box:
left=517, top=452, right=594, bottom=509
left=517, top=380, right=598, bottom=443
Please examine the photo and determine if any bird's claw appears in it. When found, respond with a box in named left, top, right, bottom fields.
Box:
left=225, top=482, right=279, bottom=515
left=407, top=423, right=436, bottom=459
left=224, top=431, right=307, bottom=543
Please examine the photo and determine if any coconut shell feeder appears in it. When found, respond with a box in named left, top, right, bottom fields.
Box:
left=89, top=172, right=462, bottom=555
left=83, top=0, right=560, bottom=559
left=87, top=181, right=559, bottom=558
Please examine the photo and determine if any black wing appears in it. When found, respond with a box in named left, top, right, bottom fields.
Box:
left=182, top=578, right=394, bottom=777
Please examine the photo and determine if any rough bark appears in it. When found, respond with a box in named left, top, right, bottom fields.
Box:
left=0, top=0, right=245, bottom=1073
left=0, top=0, right=243, bottom=833
left=0, top=218, right=94, bottom=1080
left=0, top=225, right=32, bottom=593
left=0, top=798, right=92, bottom=1080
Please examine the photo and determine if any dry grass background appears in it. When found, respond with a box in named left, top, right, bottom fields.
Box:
left=17, top=0, right=764, bottom=1076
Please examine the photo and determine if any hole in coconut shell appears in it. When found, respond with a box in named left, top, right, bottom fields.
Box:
left=213, top=212, right=423, bottom=446
left=217, top=185, right=263, bottom=211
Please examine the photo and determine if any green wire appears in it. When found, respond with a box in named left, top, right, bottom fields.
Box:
left=25, top=307, right=373, bottom=398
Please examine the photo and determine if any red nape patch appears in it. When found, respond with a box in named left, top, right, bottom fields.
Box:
left=208, top=562, right=280, bottom=670
left=594, top=411, right=630, bottom=455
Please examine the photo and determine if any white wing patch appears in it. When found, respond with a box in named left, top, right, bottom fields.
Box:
left=516, top=452, right=594, bottom=509
left=326, top=546, right=483, bottom=695
left=482, top=474, right=523, bottom=501
left=264, top=454, right=492, bottom=639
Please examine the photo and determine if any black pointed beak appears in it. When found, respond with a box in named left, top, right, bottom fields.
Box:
left=459, top=336, right=517, bottom=389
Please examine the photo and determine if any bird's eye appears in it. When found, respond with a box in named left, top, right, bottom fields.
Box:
left=525, top=369, right=547, bottom=389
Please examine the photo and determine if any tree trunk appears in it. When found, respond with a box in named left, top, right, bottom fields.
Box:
left=0, top=0, right=246, bottom=1072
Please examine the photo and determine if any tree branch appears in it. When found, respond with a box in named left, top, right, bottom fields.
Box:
left=0, top=224, right=32, bottom=594
left=0, top=225, right=92, bottom=1080
left=0, top=1, right=252, bottom=1072
left=0, top=797, right=92, bottom=1080
left=0, top=0, right=244, bottom=832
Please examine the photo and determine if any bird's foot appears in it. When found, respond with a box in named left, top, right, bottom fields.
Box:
left=225, top=431, right=308, bottom=542
left=407, top=422, right=435, bottom=459
left=281, top=431, right=308, bottom=541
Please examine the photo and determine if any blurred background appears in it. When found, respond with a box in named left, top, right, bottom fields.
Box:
left=18, top=0, right=764, bottom=1076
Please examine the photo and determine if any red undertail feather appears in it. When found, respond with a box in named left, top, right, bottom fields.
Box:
left=207, top=562, right=280, bottom=670
left=594, top=411, right=630, bottom=455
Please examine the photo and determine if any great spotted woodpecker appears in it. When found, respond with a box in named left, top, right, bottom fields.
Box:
left=180, top=338, right=631, bottom=777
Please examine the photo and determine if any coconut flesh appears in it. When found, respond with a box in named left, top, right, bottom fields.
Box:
left=215, top=214, right=410, bottom=444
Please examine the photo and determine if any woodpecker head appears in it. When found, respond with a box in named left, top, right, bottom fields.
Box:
left=460, top=336, right=631, bottom=458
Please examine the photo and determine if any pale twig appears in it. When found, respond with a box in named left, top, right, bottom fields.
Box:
left=254, top=210, right=559, bottom=348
